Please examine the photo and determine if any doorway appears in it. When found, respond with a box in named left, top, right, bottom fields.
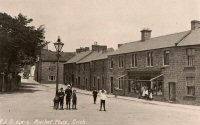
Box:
left=169, top=82, right=176, bottom=101
left=97, top=78, right=100, bottom=90
left=110, top=77, right=114, bottom=93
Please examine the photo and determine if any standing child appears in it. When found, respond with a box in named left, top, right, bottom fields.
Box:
left=92, top=89, right=98, bottom=104
left=53, top=93, right=59, bottom=110
left=72, top=90, right=77, bottom=110
left=99, top=89, right=107, bottom=111
left=58, top=88, right=65, bottom=110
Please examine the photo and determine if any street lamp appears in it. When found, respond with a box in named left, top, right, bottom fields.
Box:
left=54, top=36, right=64, bottom=95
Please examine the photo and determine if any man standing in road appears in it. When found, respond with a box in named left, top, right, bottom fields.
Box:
left=65, top=85, right=72, bottom=110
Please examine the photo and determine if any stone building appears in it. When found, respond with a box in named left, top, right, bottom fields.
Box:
left=34, top=49, right=75, bottom=84
left=63, top=47, right=91, bottom=86
left=108, top=20, right=200, bottom=104
left=64, top=44, right=114, bottom=92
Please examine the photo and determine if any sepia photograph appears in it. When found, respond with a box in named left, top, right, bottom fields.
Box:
left=0, top=0, right=200, bottom=125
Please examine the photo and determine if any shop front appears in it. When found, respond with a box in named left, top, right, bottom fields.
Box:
left=124, top=71, right=164, bottom=98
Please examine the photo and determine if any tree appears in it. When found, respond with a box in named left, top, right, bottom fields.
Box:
left=0, top=12, right=46, bottom=73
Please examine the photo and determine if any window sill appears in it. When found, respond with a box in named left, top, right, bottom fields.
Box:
left=131, top=66, right=137, bottom=68
left=116, top=89, right=124, bottom=91
left=184, top=66, right=196, bottom=71
left=146, top=66, right=153, bottom=67
left=161, top=65, right=169, bottom=69
left=162, top=65, right=169, bottom=67
left=183, top=95, right=196, bottom=100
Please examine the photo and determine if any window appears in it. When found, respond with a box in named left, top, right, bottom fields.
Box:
left=102, top=76, right=104, bottom=85
left=78, top=64, right=80, bottom=73
left=48, top=76, right=56, bottom=81
left=164, top=50, right=170, bottom=66
left=102, top=61, right=105, bottom=72
left=83, top=63, right=86, bottom=71
left=93, top=62, right=96, bottom=72
left=118, top=77, right=124, bottom=89
left=110, top=57, right=114, bottom=68
left=147, top=52, right=153, bottom=66
left=131, top=54, right=137, bottom=67
left=186, top=49, right=195, bottom=66
left=119, top=56, right=124, bottom=68
left=186, top=77, right=195, bottom=96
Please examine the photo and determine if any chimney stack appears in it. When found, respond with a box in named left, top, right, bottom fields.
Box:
left=76, top=47, right=90, bottom=53
left=191, top=20, right=200, bottom=30
left=141, top=28, right=152, bottom=41
left=118, top=44, right=123, bottom=48
left=92, top=43, right=107, bottom=52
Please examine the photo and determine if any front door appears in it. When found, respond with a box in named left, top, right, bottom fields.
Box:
left=110, top=77, right=114, bottom=93
left=169, top=82, right=176, bottom=101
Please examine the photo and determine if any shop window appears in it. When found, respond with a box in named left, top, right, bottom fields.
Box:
left=164, top=50, right=170, bottom=66
left=128, top=80, right=140, bottom=93
left=186, top=77, right=195, bottom=96
left=147, top=52, right=153, bottom=66
left=152, top=80, right=163, bottom=95
left=186, top=48, right=195, bottom=66
left=48, top=76, right=56, bottom=81
left=131, top=54, right=137, bottom=67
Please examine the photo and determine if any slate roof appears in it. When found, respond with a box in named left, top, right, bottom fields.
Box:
left=110, top=30, right=197, bottom=55
left=77, top=51, right=103, bottom=64
left=92, top=48, right=114, bottom=61
left=178, top=28, right=200, bottom=46
left=65, top=50, right=92, bottom=64
left=40, top=49, right=75, bottom=62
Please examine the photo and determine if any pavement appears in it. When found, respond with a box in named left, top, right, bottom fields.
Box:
left=51, top=82, right=200, bottom=112
left=0, top=77, right=200, bottom=125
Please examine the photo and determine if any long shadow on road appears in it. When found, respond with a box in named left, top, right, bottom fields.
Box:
left=0, top=82, right=42, bottom=94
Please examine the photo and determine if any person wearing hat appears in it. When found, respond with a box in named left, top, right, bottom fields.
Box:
left=65, top=85, right=72, bottom=109
left=58, top=88, right=65, bottom=110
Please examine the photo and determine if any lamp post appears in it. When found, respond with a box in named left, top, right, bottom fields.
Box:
left=54, top=36, right=64, bottom=95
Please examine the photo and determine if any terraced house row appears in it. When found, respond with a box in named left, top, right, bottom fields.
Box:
left=64, top=20, right=200, bottom=105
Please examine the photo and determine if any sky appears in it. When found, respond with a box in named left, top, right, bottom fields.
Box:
left=0, top=0, right=200, bottom=52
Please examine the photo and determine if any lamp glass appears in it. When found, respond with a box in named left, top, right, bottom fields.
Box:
left=54, top=37, right=64, bottom=52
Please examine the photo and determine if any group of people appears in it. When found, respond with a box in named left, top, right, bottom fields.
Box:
left=53, top=85, right=107, bottom=111
left=139, top=86, right=153, bottom=100
left=53, top=85, right=77, bottom=110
